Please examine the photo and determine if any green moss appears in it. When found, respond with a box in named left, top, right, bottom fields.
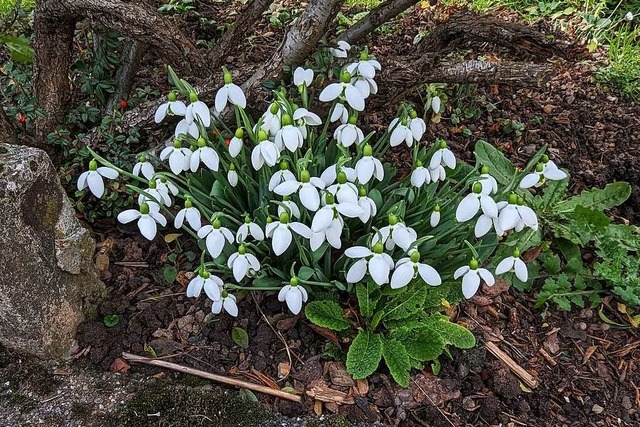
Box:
left=307, top=415, right=354, bottom=427
left=105, top=380, right=272, bottom=427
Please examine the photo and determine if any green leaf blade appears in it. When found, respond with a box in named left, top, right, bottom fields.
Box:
left=346, top=331, right=383, bottom=380
left=382, top=337, right=411, bottom=387
left=305, top=301, right=351, bottom=331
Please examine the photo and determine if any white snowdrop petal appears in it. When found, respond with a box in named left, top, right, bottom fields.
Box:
left=514, top=259, right=529, bottom=282
left=462, top=271, right=480, bottom=298
left=390, top=262, right=414, bottom=289
left=300, top=184, right=321, bottom=211
left=346, top=259, right=368, bottom=283
left=232, top=255, right=249, bottom=282
left=454, top=265, right=469, bottom=279
left=186, top=277, right=204, bottom=298
left=87, top=172, right=105, bottom=198
left=174, top=209, right=186, bottom=228
left=356, top=157, right=374, bottom=184
left=192, top=101, right=211, bottom=127
left=77, top=171, right=89, bottom=190
left=223, top=297, right=239, bottom=317
left=474, top=214, right=494, bottom=238
left=289, top=222, right=312, bottom=239
left=215, top=86, right=228, bottom=112
left=478, top=268, right=495, bottom=286
left=495, top=257, right=514, bottom=275
left=286, top=288, right=303, bottom=315
left=138, top=216, right=158, bottom=240
left=544, top=168, right=567, bottom=180
left=456, top=194, right=480, bottom=222
left=97, top=167, right=119, bottom=179
left=312, top=207, right=334, bottom=232
left=118, top=209, right=142, bottom=224
left=499, top=206, right=520, bottom=231
left=418, top=264, right=442, bottom=286
left=200, top=148, right=220, bottom=171
left=278, top=285, right=290, bottom=302
left=274, top=180, right=300, bottom=196
left=480, top=195, right=498, bottom=218
left=344, top=85, right=365, bottom=111
left=369, top=256, right=390, bottom=286
left=185, top=208, right=201, bottom=230
left=520, top=173, right=541, bottom=189
left=246, top=253, right=261, bottom=271
left=272, top=226, right=293, bottom=255
left=345, top=246, right=372, bottom=258
left=154, top=103, right=169, bottom=123
left=204, top=280, right=221, bottom=301
left=149, top=211, right=167, bottom=227
left=319, top=83, right=343, bottom=102
left=169, top=151, right=185, bottom=175
left=442, top=149, right=456, bottom=169
left=430, top=211, right=440, bottom=227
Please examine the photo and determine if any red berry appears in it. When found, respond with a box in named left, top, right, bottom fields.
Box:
left=119, top=100, right=128, bottom=109
left=224, top=138, right=231, bottom=147
left=18, top=114, right=26, bottom=125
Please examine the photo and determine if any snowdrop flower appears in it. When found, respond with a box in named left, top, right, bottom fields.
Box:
left=372, top=214, right=418, bottom=251
left=132, top=154, right=155, bottom=181
left=329, top=40, right=351, bottom=58
left=185, top=92, right=211, bottom=127
left=478, top=166, right=499, bottom=195
left=311, top=192, right=363, bottom=233
left=154, top=92, right=186, bottom=123
left=174, top=117, right=199, bottom=139
left=498, top=194, right=538, bottom=233
left=430, top=205, right=441, bottom=227
left=117, top=202, right=166, bottom=241
left=274, top=170, right=325, bottom=211
left=251, top=129, right=281, bottom=170
left=137, top=180, right=172, bottom=207
left=334, top=116, right=365, bottom=147
left=411, top=160, right=431, bottom=188
left=275, top=114, right=304, bottom=152
left=431, top=96, right=441, bottom=114
left=345, top=243, right=394, bottom=286
left=261, top=103, right=282, bottom=136
left=278, top=277, right=308, bottom=315
left=293, top=108, right=322, bottom=139
left=355, top=144, right=384, bottom=184
left=391, top=251, right=442, bottom=289
left=228, top=245, right=261, bottom=282
left=357, top=187, right=377, bottom=223
left=320, top=164, right=357, bottom=187
left=455, top=259, right=495, bottom=299
left=229, top=128, right=244, bottom=158
left=330, top=102, right=349, bottom=124
left=310, top=216, right=344, bottom=251
left=265, top=212, right=312, bottom=256
left=174, top=199, right=202, bottom=230
left=456, top=182, right=498, bottom=222
left=160, top=140, right=191, bottom=175
left=408, top=109, right=427, bottom=141
left=319, top=71, right=365, bottom=111
left=190, top=137, right=220, bottom=172
left=278, top=197, right=301, bottom=219
left=520, top=156, right=567, bottom=189
left=625, top=11, right=634, bottom=21
left=228, top=164, right=238, bottom=187
left=293, top=67, right=314, bottom=87
left=215, top=69, right=247, bottom=112
left=236, top=216, right=265, bottom=242
left=430, top=140, right=456, bottom=170
left=78, top=160, right=119, bottom=198
left=212, top=290, right=238, bottom=317
left=495, top=249, right=528, bottom=282
left=197, top=219, right=235, bottom=258
left=389, top=117, right=414, bottom=147
left=186, top=270, right=222, bottom=301
left=269, top=162, right=296, bottom=191
left=429, top=164, right=447, bottom=182
left=326, top=170, right=359, bottom=203
left=346, top=51, right=381, bottom=79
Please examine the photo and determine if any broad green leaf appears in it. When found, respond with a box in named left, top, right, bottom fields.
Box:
left=356, top=282, right=381, bottom=318
left=430, top=318, right=476, bottom=349
left=305, top=301, right=351, bottom=331
left=0, top=35, right=34, bottom=63
left=163, top=266, right=177, bottom=284
left=539, top=178, right=569, bottom=210
left=474, top=140, right=516, bottom=185
left=555, top=182, right=631, bottom=214
left=232, top=327, right=249, bottom=349
left=382, top=337, right=411, bottom=387
left=298, top=266, right=315, bottom=280
left=253, top=276, right=284, bottom=288
left=383, top=283, right=427, bottom=321
left=404, top=328, right=445, bottom=362
left=346, top=331, right=383, bottom=379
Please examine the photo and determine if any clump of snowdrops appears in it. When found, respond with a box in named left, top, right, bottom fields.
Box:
left=78, top=46, right=566, bottom=325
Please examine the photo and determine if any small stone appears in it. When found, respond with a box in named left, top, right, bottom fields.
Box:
left=622, top=395, right=632, bottom=410
left=543, top=104, right=554, bottom=114
left=592, top=404, right=604, bottom=414
left=462, top=396, right=477, bottom=411
left=457, top=363, right=470, bottom=379
left=601, top=324, right=611, bottom=331
left=577, top=322, right=587, bottom=331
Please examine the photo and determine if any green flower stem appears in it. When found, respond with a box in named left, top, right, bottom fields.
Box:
left=87, top=147, right=146, bottom=184
left=298, top=279, right=336, bottom=287
left=226, top=284, right=283, bottom=291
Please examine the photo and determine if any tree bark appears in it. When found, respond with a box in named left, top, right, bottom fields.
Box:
left=426, top=60, right=552, bottom=86
left=339, top=0, right=420, bottom=45
left=105, top=40, right=145, bottom=112
left=209, top=0, right=275, bottom=70
left=0, top=107, right=17, bottom=144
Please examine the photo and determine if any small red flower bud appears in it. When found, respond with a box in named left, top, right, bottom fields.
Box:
left=18, top=114, right=26, bottom=125
left=224, top=138, right=231, bottom=147
left=119, top=100, right=128, bottom=109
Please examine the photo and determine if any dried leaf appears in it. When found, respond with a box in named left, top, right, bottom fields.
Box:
left=277, top=362, right=291, bottom=379
left=582, top=346, right=598, bottom=365
left=110, top=357, right=130, bottom=373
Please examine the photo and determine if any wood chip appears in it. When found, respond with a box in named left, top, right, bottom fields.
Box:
left=327, top=362, right=355, bottom=387
left=538, top=347, right=557, bottom=366
left=277, top=362, right=291, bottom=379
left=306, top=379, right=354, bottom=405
left=582, top=345, right=598, bottom=365
left=485, top=341, right=539, bottom=389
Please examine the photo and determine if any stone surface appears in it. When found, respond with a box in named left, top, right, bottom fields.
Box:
left=0, top=143, right=104, bottom=359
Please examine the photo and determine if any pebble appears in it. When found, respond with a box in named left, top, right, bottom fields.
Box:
left=622, top=396, right=633, bottom=410
left=592, top=404, right=605, bottom=414
left=577, top=322, right=587, bottom=331
left=601, top=324, right=611, bottom=331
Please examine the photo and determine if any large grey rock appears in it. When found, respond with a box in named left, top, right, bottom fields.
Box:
left=0, top=143, right=104, bottom=358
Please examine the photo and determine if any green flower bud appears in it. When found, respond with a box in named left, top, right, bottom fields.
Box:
left=535, top=163, right=544, bottom=172
left=281, top=114, right=292, bottom=126
left=358, top=186, right=367, bottom=197
left=244, top=216, right=251, bottom=224
left=238, top=245, right=247, bottom=255
left=388, top=214, right=398, bottom=225
left=139, top=153, right=147, bottom=162
left=481, top=165, right=489, bottom=175
left=517, top=196, right=525, bottom=205
left=542, top=154, right=550, bottom=164
left=223, top=71, right=233, bottom=85
left=173, top=139, right=182, bottom=148
left=363, top=144, right=373, bottom=156
left=401, top=117, right=408, bottom=126
left=337, top=171, right=347, bottom=184
left=148, top=179, right=157, bottom=189
left=270, top=103, right=279, bottom=115
left=213, top=219, right=222, bottom=229
left=200, top=269, right=210, bottom=279
left=513, top=248, right=521, bottom=258
left=221, top=290, right=228, bottom=298
left=89, top=159, right=98, bottom=171
left=508, top=193, right=518, bottom=204
left=279, top=211, right=290, bottom=224
left=409, top=109, right=418, bottom=119
left=340, top=71, right=352, bottom=84
left=325, top=193, right=335, bottom=205
left=280, top=161, right=289, bottom=170
left=434, top=204, right=440, bottom=212
left=168, top=92, right=177, bottom=102
left=410, top=251, right=421, bottom=263
left=360, top=50, right=368, bottom=61
left=229, top=163, right=236, bottom=171
left=266, top=216, right=273, bottom=223
left=290, top=276, right=299, bottom=287
left=373, top=242, right=384, bottom=254
left=185, top=199, right=193, bottom=208
left=472, top=182, right=483, bottom=194
left=415, top=159, right=423, bottom=167
left=348, top=115, right=358, bottom=125
left=235, top=128, right=244, bottom=139
left=300, top=169, right=310, bottom=183
left=189, top=91, right=198, bottom=103
left=258, top=129, right=268, bottom=141
left=197, top=137, right=206, bottom=147
left=140, top=203, right=150, bottom=215
left=469, top=259, right=479, bottom=270
left=439, top=140, right=447, bottom=149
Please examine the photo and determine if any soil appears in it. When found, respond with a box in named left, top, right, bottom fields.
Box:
left=5, top=2, right=640, bottom=427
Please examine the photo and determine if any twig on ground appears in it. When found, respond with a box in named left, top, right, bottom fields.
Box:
left=485, top=342, right=539, bottom=388
left=121, top=352, right=303, bottom=403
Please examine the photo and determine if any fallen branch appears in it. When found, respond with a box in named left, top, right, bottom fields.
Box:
left=339, top=0, right=421, bottom=45
left=121, top=352, right=303, bottom=403
left=105, top=40, right=145, bottom=112
left=485, top=341, right=539, bottom=389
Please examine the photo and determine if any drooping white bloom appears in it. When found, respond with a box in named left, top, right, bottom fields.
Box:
left=293, top=67, right=314, bottom=87
left=190, top=139, right=220, bottom=172
left=265, top=212, right=313, bottom=256
left=329, top=40, right=351, bottom=58
left=456, top=182, right=498, bottom=223
left=275, top=114, right=304, bottom=152
left=197, top=219, right=235, bottom=258
left=411, top=161, right=431, bottom=188
left=154, top=92, right=187, bottom=123
left=520, top=159, right=567, bottom=189
left=229, top=129, right=244, bottom=158
left=215, top=71, right=247, bottom=112
left=137, top=183, right=172, bottom=207
left=495, top=250, right=528, bottom=282
left=330, top=102, right=349, bottom=124
left=430, top=206, right=441, bottom=227
left=311, top=193, right=363, bottom=233
left=185, top=98, right=211, bottom=128
left=236, top=218, right=265, bottom=243
left=251, top=133, right=281, bottom=170
left=478, top=167, right=499, bottom=195
left=320, top=164, right=357, bottom=187
left=227, top=246, right=261, bottom=282
left=455, top=260, right=495, bottom=299
left=334, top=120, right=365, bottom=148
left=186, top=270, right=223, bottom=301
left=498, top=196, right=539, bottom=233
left=78, top=160, right=119, bottom=198
left=390, top=251, right=442, bottom=289
left=346, top=56, right=380, bottom=98
left=212, top=291, right=238, bottom=317
left=357, top=190, right=377, bottom=223
left=174, top=200, right=202, bottom=230
left=132, top=156, right=155, bottom=181
left=269, top=166, right=296, bottom=191
left=326, top=176, right=359, bottom=204
left=260, top=103, right=282, bottom=136
left=625, top=11, right=634, bottom=21
left=310, top=216, right=344, bottom=251
left=429, top=164, right=447, bottom=182
left=117, top=202, right=166, bottom=240
left=355, top=144, right=384, bottom=184
left=408, top=112, right=427, bottom=141
left=274, top=170, right=325, bottom=211
left=430, top=140, right=456, bottom=170
left=431, top=96, right=441, bottom=114
left=293, top=108, right=322, bottom=139
left=319, top=72, right=365, bottom=111
left=160, top=141, right=191, bottom=175
left=278, top=278, right=308, bottom=315
left=371, top=215, right=418, bottom=251
left=228, top=166, right=238, bottom=187
left=389, top=117, right=414, bottom=147
left=278, top=198, right=301, bottom=219
left=174, top=118, right=199, bottom=139
left=345, top=244, right=394, bottom=286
